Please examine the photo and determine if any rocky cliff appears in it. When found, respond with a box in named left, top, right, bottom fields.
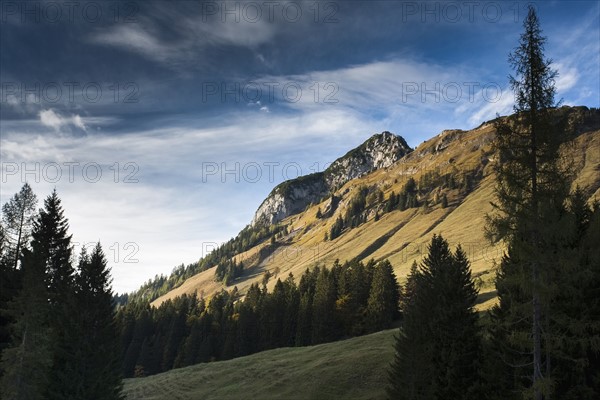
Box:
left=251, top=132, right=412, bottom=226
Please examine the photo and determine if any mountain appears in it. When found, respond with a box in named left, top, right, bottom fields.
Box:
left=150, top=106, right=600, bottom=308
left=252, top=132, right=412, bottom=226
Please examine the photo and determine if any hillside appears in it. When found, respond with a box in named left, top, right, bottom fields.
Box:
left=123, top=328, right=397, bottom=400
left=151, top=106, right=600, bottom=308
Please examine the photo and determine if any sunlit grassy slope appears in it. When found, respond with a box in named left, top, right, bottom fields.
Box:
left=152, top=109, right=600, bottom=310
left=124, top=329, right=397, bottom=400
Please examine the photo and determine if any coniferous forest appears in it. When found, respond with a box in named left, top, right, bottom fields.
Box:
left=0, top=187, right=123, bottom=399
left=1, top=5, right=599, bottom=400
left=117, top=258, right=400, bottom=378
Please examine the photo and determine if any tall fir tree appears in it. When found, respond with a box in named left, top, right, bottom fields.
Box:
left=39, top=191, right=77, bottom=399
left=486, top=6, right=572, bottom=399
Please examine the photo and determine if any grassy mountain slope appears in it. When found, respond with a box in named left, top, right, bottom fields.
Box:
left=151, top=107, right=600, bottom=309
left=123, top=329, right=397, bottom=400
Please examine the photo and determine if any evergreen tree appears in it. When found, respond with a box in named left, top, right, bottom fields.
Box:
left=1, top=189, right=75, bottom=400
left=399, top=261, right=419, bottom=313
left=486, top=6, right=570, bottom=399
left=262, top=279, right=287, bottom=349
left=281, top=274, right=300, bottom=347
left=0, top=245, right=52, bottom=400
left=161, top=302, right=187, bottom=371
left=432, top=245, right=481, bottom=398
left=176, top=317, right=202, bottom=367
left=122, top=308, right=153, bottom=377
left=69, top=244, right=124, bottom=399
left=0, top=184, right=37, bottom=366
left=36, top=190, right=74, bottom=308
left=0, top=223, right=20, bottom=374
left=40, top=191, right=79, bottom=399
left=547, top=193, right=600, bottom=397
left=388, top=235, right=481, bottom=399
left=365, top=260, right=400, bottom=332
left=329, top=216, right=344, bottom=240
left=1, top=183, right=38, bottom=269
left=235, top=301, right=259, bottom=357
left=387, top=258, right=431, bottom=400
left=348, top=260, right=372, bottom=334
left=295, top=292, right=313, bottom=346
left=311, top=268, right=337, bottom=344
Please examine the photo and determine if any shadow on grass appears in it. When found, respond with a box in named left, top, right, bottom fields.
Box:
left=476, top=289, right=497, bottom=306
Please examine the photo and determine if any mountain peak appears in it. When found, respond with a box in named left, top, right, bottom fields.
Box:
left=251, top=132, right=412, bottom=226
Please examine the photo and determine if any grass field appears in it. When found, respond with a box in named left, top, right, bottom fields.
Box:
left=124, top=329, right=397, bottom=400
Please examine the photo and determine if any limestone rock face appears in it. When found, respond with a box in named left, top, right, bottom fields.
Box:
left=251, top=132, right=412, bottom=226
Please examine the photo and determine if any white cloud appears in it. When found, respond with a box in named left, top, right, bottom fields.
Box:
left=71, top=114, right=87, bottom=130
left=39, top=109, right=87, bottom=132
left=553, top=63, right=579, bottom=92
left=39, top=109, right=65, bottom=130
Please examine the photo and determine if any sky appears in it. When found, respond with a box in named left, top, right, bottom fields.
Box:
left=1, top=0, right=598, bottom=293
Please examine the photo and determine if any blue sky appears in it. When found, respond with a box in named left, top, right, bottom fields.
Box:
left=1, top=0, right=598, bottom=293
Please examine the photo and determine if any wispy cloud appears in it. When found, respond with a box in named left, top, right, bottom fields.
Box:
left=89, top=4, right=277, bottom=71
left=91, top=25, right=178, bottom=65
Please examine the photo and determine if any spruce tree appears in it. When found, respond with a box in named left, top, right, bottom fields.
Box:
left=295, top=292, right=313, bottom=346
left=387, top=255, right=431, bottom=400
left=71, top=244, right=124, bottom=399
left=282, top=274, right=300, bottom=347
left=549, top=193, right=600, bottom=397
left=39, top=191, right=79, bottom=399
left=311, top=267, right=337, bottom=344
left=0, top=223, right=20, bottom=373
left=365, top=260, right=400, bottom=332
left=486, top=6, right=569, bottom=398
left=0, top=245, right=52, bottom=400
left=1, top=189, right=76, bottom=399
left=388, top=235, right=481, bottom=399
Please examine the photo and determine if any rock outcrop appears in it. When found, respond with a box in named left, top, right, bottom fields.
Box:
left=251, top=132, right=412, bottom=226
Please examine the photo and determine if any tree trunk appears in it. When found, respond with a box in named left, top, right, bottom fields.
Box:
left=13, top=209, right=25, bottom=270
